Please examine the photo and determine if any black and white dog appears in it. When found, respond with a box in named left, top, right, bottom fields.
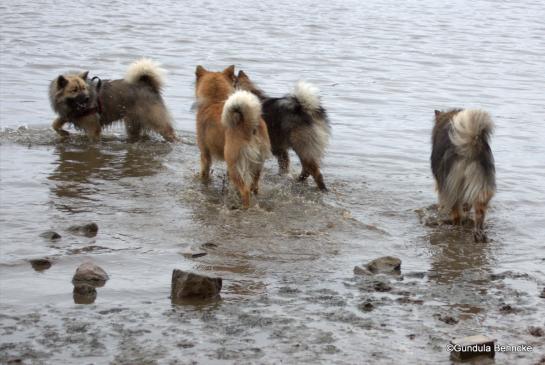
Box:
left=235, top=70, right=331, bottom=191
left=431, top=108, right=496, bottom=242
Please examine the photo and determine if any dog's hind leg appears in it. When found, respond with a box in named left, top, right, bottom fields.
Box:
left=52, top=117, right=70, bottom=138
left=142, top=104, right=177, bottom=142
left=299, top=159, right=327, bottom=192
left=275, top=149, right=290, bottom=175
left=229, top=169, right=251, bottom=209
left=125, top=119, right=142, bottom=142
left=473, top=200, right=489, bottom=243
left=199, top=149, right=212, bottom=183
left=250, top=166, right=262, bottom=195
left=450, top=204, right=462, bottom=225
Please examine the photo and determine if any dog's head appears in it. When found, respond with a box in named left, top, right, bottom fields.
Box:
left=235, top=70, right=266, bottom=100
left=50, top=71, right=96, bottom=116
left=194, top=65, right=236, bottom=102
left=434, top=108, right=463, bottom=124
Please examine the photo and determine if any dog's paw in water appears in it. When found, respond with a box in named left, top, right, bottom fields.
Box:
left=473, top=229, right=488, bottom=243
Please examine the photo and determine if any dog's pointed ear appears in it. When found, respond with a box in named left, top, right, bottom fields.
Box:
left=223, top=65, right=236, bottom=82
left=195, top=65, right=206, bottom=79
left=57, top=75, right=68, bottom=89
left=80, top=71, right=89, bottom=80
left=434, top=109, right=441, bottom=122
left=237, top=70, right=248, bottom=80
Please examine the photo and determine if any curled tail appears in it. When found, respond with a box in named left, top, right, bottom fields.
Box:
left=292, top=81, right=331, bottom=160
left=441, top=109, right=496, bottom=211
left=449, top=109, right=494, bottom=158
left=221, top=90, right=262, bottom=131
left=125, top=58, right=165, bottom=93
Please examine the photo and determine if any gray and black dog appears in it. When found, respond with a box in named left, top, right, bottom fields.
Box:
left=49, top=58, right=176, bottom=142
left=431, top=108, right=496, bottom=242
left=235, top=70, right=331, bottom=191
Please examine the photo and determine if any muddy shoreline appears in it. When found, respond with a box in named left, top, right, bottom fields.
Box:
left=1, top=128, right=544, bottom=364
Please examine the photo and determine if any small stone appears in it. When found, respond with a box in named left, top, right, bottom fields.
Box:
left=353, top=265, right=373, bottom=276
left=407, top=334, right=416, bottom=340
left=200, top=242, right=218, bottom=249
left=435, top=314, right=459, bottom=325
left=72, top=261, right=109, bottom=287
left=366, top=256, right=401, bottom=275
left=29, top=258, right=52, bottom=272
left=40, top=230, right=61, bottom=240
left=528, top=326, right=544, bottom=337
left=499, top=304, right=517, bottom=314
left=539, top=287, right=545, bottom=299
left=182, top=249, right=207, bottom=259
left=449, top=335, right=496, bottom=361
left=373, top=281, right=392, bottom=292
left=73, top=284, right=97, bottom=304
left=68, top=222, right=98, bottom=237
left=358, top=300, right=374, bottom=312
left=171, top=269, right=221, bottom=302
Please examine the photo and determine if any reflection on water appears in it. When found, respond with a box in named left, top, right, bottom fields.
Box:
left=47, top=141, right=171, bottom=211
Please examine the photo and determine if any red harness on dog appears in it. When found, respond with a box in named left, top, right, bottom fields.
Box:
left=77, top=76, right=103, bottom=117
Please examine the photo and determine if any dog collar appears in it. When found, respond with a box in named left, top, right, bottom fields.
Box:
left=76, top=77, right=103, bottom=117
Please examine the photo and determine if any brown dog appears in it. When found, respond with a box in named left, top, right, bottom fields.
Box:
left=194, top=65, right=271, bottom=209
left=49, top=58, right=176, bottom=142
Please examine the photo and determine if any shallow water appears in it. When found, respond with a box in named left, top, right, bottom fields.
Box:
left=1, top=0, right=545, bottom=364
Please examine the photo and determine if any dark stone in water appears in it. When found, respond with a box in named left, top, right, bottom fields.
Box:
left=358, top=300, right=375, bottom=312
left=200, top=242, right=218, bottom=250
left=73, top=284, right=97, bottom=304
left=528, top=326, right=543, bottom=337
left=367, top=256, right=401, bottom=274
left=353, top=266, right=372, bottom=276
left=449, top=335, right=496, bottom=361
left=40, top=230, right=61, bottom=240
left=67, top=222, right=98, bottom=237
left=355, top=256, right=401, bottom=276
left=171, top=269, right=222, bottom=302
left=182, top=249, right=207, bottom=259
left=499, top=304, right=518, bottom=314
left=435, top=313, right=459, bottom=325
left=72, top=261, right=109, bottom=287
left=29, top=258, right=52, bottom=272
left=539, top=287, right=545, bottom=299
left=373, top=281, right=392, bottom=292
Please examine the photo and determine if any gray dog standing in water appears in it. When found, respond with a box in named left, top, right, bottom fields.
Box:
left=49, top=58, right=177, bottom=142
left=431, top=108, right=496, bottom=242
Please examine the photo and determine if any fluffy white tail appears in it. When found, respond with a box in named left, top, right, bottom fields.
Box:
left=125, top=58, right=165, bottom=93
left=449, top=109, right=494, bottom=158
left=221, top=90, right=262, bottom=130
left=293, top=81, right=321, bottom=113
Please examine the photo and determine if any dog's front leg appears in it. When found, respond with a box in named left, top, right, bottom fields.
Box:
left=78, top=114, right=102, bottom=142
left=52, top=117, right=70, bottom=138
